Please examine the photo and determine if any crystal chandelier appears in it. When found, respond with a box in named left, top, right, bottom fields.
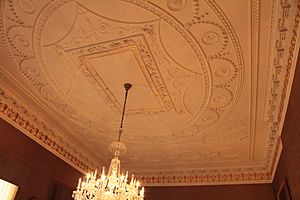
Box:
left=72, top=83, right=145, bottom=200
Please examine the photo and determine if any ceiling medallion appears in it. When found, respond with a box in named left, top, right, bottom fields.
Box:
left=72, top=83, right=145, bottom=200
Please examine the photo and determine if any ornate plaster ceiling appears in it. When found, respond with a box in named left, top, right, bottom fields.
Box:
left=0, top=0, right=299, bottom=186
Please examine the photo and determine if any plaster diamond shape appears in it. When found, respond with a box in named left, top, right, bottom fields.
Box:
left=67, top=35, right=176, bottom=115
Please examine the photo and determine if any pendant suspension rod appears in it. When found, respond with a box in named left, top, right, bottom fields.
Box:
left=118, top=83, right=132, bottom=142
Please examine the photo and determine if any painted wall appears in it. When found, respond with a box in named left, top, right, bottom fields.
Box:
left=273, top=53, right=300, bottom=199
left=0, top=118, right=81, bottom=200
left=145, top=184, right=275, bottom=200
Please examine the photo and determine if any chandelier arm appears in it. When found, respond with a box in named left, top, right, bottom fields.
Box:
left=118, top=83, right=132, bottom=142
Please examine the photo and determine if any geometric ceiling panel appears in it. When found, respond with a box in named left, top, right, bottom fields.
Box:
left=0, top=0, right=299, bottom=185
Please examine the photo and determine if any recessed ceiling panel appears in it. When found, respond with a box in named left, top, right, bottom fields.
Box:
left=0, top=0, right=299, bottom=186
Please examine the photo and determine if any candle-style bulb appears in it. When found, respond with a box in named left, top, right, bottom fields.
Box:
left=140, top=187, right=145, bottom=196
left=77, top=177, right=82, bottom=188
left=94, top=169, right=97, bottom=178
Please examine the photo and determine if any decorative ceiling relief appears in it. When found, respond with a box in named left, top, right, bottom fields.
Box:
left=0, top=86, right=98, bottom=172
left=0, top=0, right=299, bottom=185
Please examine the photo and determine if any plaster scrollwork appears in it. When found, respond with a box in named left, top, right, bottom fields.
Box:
left=204, top=115, right=249, bottom=139
left=202, top=31, right=219, bottom=45
left=1, top=1, right=48, bottom=92
left=40, top=85, right=66, bottom=110
left=19, top=58, right=45, bottom=88
left=182, top=0, right=244, bottom=115
left=14, top=34, right=30, bottom=47
left=50, top=5, right=201, bottom=119
left=153, top=48, right=195, bottom=114
left=218, top=148, right=248, bottom=160
left=7, top=0, right=37, bottom=26
left=209, top=88, right=233, bottom=110
left=63, top=105, right=81, bottom=120
left=17, top=0, right=36, bottom=14
left=128, top=142, right=247, bottom=164
left=180, top=146, right=247, bottom=162
left=1, top=0, right=282, bottom=185
left=0, top=88, right=97, bottom=172
left=264, top=0, right=300, bottom=175
left=66, top=34, right=177, bottom=114
left=222, top=128, right=249, bottom=144
left=187, top=21, right=229, bottom=57
left=6, top=25, right=32, bottom=55
left=166, top=0, right=187, bottom=11
left=172, top=125, right=200, bottom=139
left=208, top=58, right=238, bottom=87
left=1, top=0, right=244, bottom=134
left=55, top=7, right=99, bottom=49
left=137, top=171, right=270, bottom=185
left=194, top=109, right=220, bottom=128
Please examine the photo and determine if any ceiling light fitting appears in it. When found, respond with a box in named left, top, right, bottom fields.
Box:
left=72, top=83, right=145, bottom=200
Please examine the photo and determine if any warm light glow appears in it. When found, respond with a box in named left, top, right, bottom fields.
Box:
left=0, top=179, right=18, bottom=200
left=72, top=157, right=144, bottom=200
left=72, top=83, right=144, bottom=200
